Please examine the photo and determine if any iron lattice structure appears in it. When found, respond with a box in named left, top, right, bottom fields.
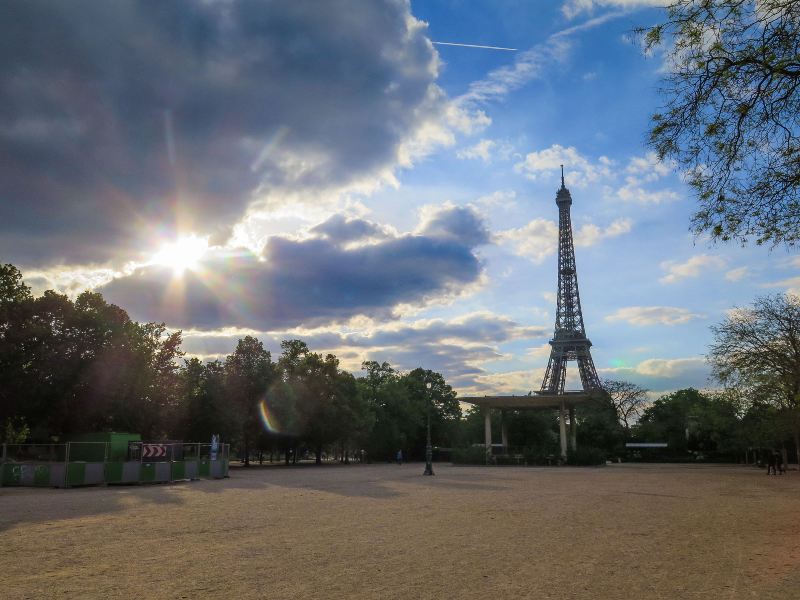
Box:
left=540, top=169, right=602, bottom=394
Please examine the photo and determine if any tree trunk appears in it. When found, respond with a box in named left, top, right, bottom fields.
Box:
left=344, top=449, right=349, bottom=465
left=243, top=434, right=250, bottom=467
left=315, top=445, right=322, bottom=465
left=794, top=425, right=800, bottom=471
left=284, top=448, right=290, bottom=466
left=292, top=445, right=298, bottom=464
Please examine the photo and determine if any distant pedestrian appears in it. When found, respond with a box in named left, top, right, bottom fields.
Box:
left=767, top=451, right=777, bottom=475
left=396, top=449, right=403, bottom=465
left=776, top=451, right=785, bottom=475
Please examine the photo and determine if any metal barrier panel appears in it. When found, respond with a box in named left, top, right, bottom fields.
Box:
left=185, top=461, right=199, bottom=480
left=66, top=463, right=86, bottom=487
left=171, top=461, right=186, bottom=481
left=199, top=460, right=211, bottom=477
left=84, top=463, right=105, bottom=485
left=154, top=462, right=170, bottom=482
left=210, top=460, right=225, bottom=479
left=105, top=462, right=124, bottom=484
left=122, top=462, right=140, bottom=483
left=49, top=464, right=66, bottom=487
left=141, top=463, right=156, bottom=482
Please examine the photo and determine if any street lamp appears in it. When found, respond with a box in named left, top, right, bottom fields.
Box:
left=423, top=381, right=434, bottom=476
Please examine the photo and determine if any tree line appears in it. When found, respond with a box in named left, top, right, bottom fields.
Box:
left=0, top=263, right=462, bottom=464
left=3, top=262, right=799, bottom=465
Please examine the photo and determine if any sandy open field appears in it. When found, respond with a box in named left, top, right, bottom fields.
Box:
left=2, top=463, right=800, bottom=599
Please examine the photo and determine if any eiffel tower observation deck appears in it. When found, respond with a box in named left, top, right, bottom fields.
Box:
left=460, top=167, right=605, bottom=460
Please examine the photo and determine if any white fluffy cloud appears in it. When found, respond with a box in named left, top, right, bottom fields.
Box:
left=456, top=138, right=513, bottom=163
left=501, top=217, right=632, bottom=263
left=605, top=306, right=704, bottom=326
left=614, top=152, right=680, bottom=204
left=660, top=254, right=726, bottom=284
left=514, top=144, right=614, bottom=187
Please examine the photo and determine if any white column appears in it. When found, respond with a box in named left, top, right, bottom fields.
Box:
left=559, top=400, right=567, bottom=460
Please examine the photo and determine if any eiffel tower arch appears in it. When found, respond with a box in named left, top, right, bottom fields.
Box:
left=460, top=167, right=604, bottom=461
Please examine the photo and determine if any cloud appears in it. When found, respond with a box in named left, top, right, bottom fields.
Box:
left=99, top=208, right=489, bottom=330
left=475, top=190, right=518, bottom=210
left=0, top=0, right=447, bottom=265
left=457, top=138, right=514, bottom=163
left=615, top=183, right=680, bottom=204
left=605, top=306, right=705, bottom=326
left=562, top=0, right=664, bottom=19
left=724, top=266, right=750, bottom=282
left=178, top=311, right=549, bottom=393
left=417, top=204, right=491, bottom=247
left=574, top=218, right=633, bottom=246
left=457, top=139, right=496, bottom=162
left=760, top=276, right=800, bottom=297
left=501, top=217, right=631, bottom=263
left=309, top=214, right=390, bottom=246
left=613, top=152, right=680, bottom=204
left=659, top=254, right=726, bottom=284
left=514, top=144, right=614, bottom=187
left=500, top=219, right=559, bottom=264
left=457, top=40, right=572, bottom=108
left=634, top=357, right=707, bottom=379
left=598, top=356, right=710, bottom=390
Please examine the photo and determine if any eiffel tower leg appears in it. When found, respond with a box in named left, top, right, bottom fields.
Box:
left=569, top=405, right=577, bottom=451
left=559, top=399, right=567, bottom=461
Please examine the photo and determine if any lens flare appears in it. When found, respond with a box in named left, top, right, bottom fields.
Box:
left=259, top=399, right=281, bottom=433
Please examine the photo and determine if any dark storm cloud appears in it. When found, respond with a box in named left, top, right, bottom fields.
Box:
left=0, top=0, right=440, bottom=264
left=100, top=208, right=490, bottom=330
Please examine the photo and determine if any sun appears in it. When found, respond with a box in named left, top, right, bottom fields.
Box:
left=151, top=234, right=209, bottom=274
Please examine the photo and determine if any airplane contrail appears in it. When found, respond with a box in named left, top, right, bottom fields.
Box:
left=432, top=41, right=517, bottom=51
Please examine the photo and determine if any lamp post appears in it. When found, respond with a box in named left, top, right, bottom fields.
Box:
left=423, top=381, right=434, bottom=476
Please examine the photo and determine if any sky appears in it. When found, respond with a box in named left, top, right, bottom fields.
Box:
left=2, top=0, right=798, bottom=399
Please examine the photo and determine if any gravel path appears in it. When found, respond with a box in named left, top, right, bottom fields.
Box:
left=2, top=463, right=799, bottom=599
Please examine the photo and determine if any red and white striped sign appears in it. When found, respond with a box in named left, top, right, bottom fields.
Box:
left=142, top=444, right=167, bottom=459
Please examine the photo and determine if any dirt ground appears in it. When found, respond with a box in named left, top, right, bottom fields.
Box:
left=2, top=463, right=800, bottom=599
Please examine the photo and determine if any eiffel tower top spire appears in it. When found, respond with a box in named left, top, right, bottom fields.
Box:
left=560, top=164, right=565, bottom=189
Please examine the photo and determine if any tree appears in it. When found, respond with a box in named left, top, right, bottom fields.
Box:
left=602, top=379, right=649, bottom=431
left=640, top=0, right=800, bottom=246
left=635, top=388, right=740, bottom=457
left=709, top=293, right=800, bottom=465
left=225, top=336, right=274, bottom=465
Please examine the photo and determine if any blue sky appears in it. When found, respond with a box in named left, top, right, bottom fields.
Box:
left=3, top=0, right=797, bottom=399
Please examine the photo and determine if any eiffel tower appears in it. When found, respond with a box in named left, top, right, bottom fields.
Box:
left=540, top=166, right=601, bottom=394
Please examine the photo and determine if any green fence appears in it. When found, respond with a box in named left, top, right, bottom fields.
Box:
left=0, top=442, right=230, bottom=488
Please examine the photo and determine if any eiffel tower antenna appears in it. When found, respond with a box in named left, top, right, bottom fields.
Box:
left=540, top=167, right=601, bottom=395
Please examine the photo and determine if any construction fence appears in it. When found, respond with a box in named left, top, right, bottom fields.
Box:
left=0, top=442, right=230, bottom=488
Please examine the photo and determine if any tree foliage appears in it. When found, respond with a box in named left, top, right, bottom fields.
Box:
left=602, top=379, right=649, bottom=430
left=640, top=0, right=800, bottom=246
left=709, top=293, right=800, bottom=463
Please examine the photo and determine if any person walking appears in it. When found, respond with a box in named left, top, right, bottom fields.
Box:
left=767, top=450, right=777, bottom=475
left=776, top=451, right=785, bottom=475
left=396, top=449, right=403, bottom=465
